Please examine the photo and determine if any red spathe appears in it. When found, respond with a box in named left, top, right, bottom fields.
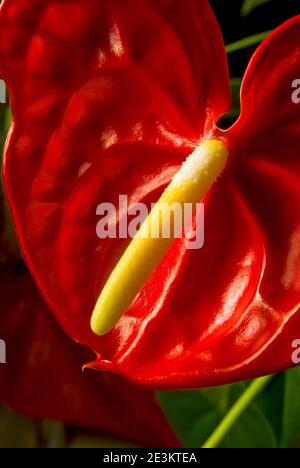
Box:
left=0, top=0, right=300, bottom=388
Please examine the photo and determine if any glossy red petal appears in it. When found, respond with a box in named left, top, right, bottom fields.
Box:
left=90, top=178, right=271, bottom=387
left=98, top=17, right=300, bottom=387
left=223, top=16, right=300, bottom=380
left=0, top=0, right=231, bottom=387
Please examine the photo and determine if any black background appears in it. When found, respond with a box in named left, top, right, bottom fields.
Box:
left=211, top=0, right=300, bottom=77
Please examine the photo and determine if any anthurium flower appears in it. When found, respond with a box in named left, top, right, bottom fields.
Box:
left=0, top=243, right=178, bottom=447
left=0, top=0, right=300, bottom=389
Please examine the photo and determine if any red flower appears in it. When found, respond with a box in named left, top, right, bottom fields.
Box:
left=0, top=0, right=300, bottom=388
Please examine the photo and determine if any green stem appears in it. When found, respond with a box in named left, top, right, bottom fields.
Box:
left=225, top=30, right=273, bottom=54
left=202, top=375, right=274, bottom=449
left=241, top=0, right=272, bottom=17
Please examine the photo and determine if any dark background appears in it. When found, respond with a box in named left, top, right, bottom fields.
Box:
left=212, top=0, right=300, bottom=77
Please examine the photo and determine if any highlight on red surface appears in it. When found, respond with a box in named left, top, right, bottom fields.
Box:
left=0, top=0, right=300, bottom=389
left=0, top=203, right=179, bottom=447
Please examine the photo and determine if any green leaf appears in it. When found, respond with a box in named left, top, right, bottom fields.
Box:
left=4, top=105, right=11, bottom=133
left=158, top=389, right=227, bottom=447
left=220, top=406, right=276, bottom=448
left=158, top=380, right=276, bottom=448
left=226, top=30, right=272, bottom=54
left=69, top=434, right=137, bottom=448
left=0, top=103, right=11, bottom=155
left=41, top=420, right=65, bottom=448
left=0, top=407, right=39, bottom=448
left=282, top=366, right=300, bottom=447
left=241, top=0, right=272, bottom=16
left=256, top=373, right=285, bottom=442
